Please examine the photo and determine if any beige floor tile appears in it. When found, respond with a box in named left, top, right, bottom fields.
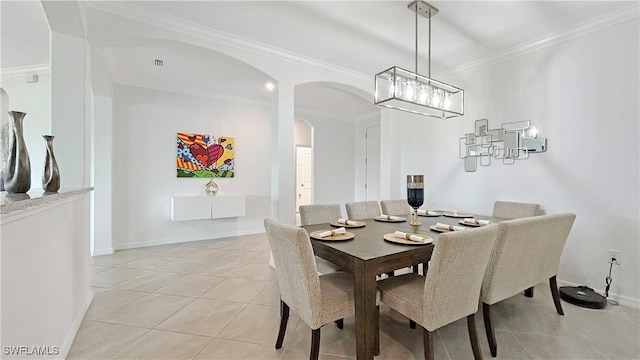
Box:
left=218, top=303, right=301, bottom=347
left=67, top=320, right=148, bottom=359
left=113, top=271, right=184, bottom=292
left=112, top=329, right=212, bottom=359
left=156, top=257, right=213, bottom=274
left=438, top=322, right=532, bottom=359
left=512, top=332, right=608, bottom=359
left=201, top=278, right=270, bottom=303
left=195, top=338, right=284, bottom=359
left=91, top=265, right=112, bottom=276
left=148, top=244, right=200, bottom=258
left=280, top=348, right=356, bottom=360
left=157, top=298, right=246, bottom=337
left=91, top=267, right=147, bottom=288
left=286, top=320, right=358, bottom=358
left=196, top=261, right=243, bottom=277
left=230, top=263, right=277, bottom=281
left=374, top=310, right=449, bottom=360
left=252, top=281, right=281, bottom=306
left=117, top=256, right=185, bottom=271
left=154, top=274, right=225, bottom=297
left=85, top=288, right=147, bottom=320
left=98, top=293, right=194, bottom=328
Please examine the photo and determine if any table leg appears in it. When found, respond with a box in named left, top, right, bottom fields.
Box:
left=353, top=258, right=376, bottom=360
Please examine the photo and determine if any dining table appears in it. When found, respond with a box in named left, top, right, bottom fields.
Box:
left=301, top=211, right=506, bottom=360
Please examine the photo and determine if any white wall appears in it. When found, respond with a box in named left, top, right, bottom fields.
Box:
left=354, top=114, right=380, bottom=201
left=299, top=114, right=356, bottom=212
left=111, top=85, right=273, bottom=249
left=1, top=194, right=92, bottom=359
left=0, top=74, right=50, bottom=189
left=384, top=19, right=640, bottom=304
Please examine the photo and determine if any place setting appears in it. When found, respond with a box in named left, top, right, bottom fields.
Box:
left=417, top=209, right=441, bottom=217
left=429, top=222, right=467, bottom=233
left=442, top=209, right=473, bottom=218
left=383, top=230, right=433, bottom=245
left=330, top=218, right=366, bottom=228
left=374, top=214, right=407, bottom=223
left=459, top=218, right=491, bottom=227
left=309, top=227, right=355, bottom=241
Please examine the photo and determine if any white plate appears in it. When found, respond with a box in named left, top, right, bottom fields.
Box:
left=442, top=212, right=473, bottom=218
left=383, top=233, right=433, bottom=245
left=458, top=220, right=488, bottom=227
left=374, top=216, right=407, bottom=223
left=310, top=230, right=355, bottom=241
left=330, top=220, right=366, bottom=228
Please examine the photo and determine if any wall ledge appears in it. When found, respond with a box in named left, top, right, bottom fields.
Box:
left=1, top=187, right=94, bottom=223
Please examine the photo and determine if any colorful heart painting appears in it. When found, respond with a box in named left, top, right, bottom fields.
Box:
left=177, top=133, right=235, bottom=178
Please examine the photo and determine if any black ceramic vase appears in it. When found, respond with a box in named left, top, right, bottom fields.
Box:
left=3, top=111, right=31, bottom=193
left=42, top=135, right=60, bottom=192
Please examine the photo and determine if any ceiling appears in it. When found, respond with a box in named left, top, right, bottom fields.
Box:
left=1, top=1, right=635, bottom=119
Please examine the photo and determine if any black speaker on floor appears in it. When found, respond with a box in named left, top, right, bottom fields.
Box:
left=559, top=286, right=607, bottom=309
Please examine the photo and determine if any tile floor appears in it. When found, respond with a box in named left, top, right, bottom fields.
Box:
left=70, top=233, right=640, bottom=360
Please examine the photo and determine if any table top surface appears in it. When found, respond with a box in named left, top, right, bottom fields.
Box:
left=301, top=212, right=506, bottom=261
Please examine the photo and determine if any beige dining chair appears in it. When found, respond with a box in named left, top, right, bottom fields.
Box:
left=492, top=201, right=541, bottom=219
left=264, top=218, right=357, bottom=360
left=481, top=213, right=576, bottom=357
left=377, top=225, right=499, bottom=360
left=298, top=204, right=343, bottom=274
left=345, top=201, right=381, bottom=220
left=491, top=200, right=543, bottom=298
left=380, top=199, right=411, bottom=216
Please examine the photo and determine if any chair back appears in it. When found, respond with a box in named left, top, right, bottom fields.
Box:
left=299, top=204, right=342, bottom=226
left=345, top=201, right=381, bottom=220
left=264, top=218, right=322, bottom=328
left=482, top=213, right=576, bottom=305
left=492, top=201, right=540, bottom=219
left=380, top=199, right=411, bottom=216
left=422, top=225, right=498, bottom=331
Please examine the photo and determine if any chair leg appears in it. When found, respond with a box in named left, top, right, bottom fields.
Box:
left=276, top=300, right=289, bottom=349
left=375, top=306, right=380, bottom=356
left=310, top=328, right=321, bottom=360
left=386, top=271, right=394, bottom=277
left=482, top=302, right=497, bottom=357
left=423, top=327, right=434, bottom=360
left=422, top=262, right=429, bottom=276
left=524, top=287, right=534, bottom=297
left=467, top=314, right=483, bottom=360
left=412, top=264, right=419, bottom=273
left=335, top=319, right=344, bottom=329
left=410, top=320, right=416, bottom=329
left=549, top=275, right=564, bottom=315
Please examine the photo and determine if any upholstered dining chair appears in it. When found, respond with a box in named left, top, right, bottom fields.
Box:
left=377, top=225, right=499, bottom=360
left=492, top=201, right=541, bottom=219
left=264, top=218, right=356, bottom=360
left=298, top=204, right=343, bottom=274
left=345, top=201, right=381, bottom=220
left=380, top=199, right=411, bottom=216
left=481, top=213, right=576, bottom=357
left=491, top=200, right=542, bottom=298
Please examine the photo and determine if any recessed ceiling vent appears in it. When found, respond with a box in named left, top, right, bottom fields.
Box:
left=154, top=59, right=164, bottom=67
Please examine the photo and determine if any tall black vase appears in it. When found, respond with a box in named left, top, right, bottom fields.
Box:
left=42, top=135, right=60, bottom=193
left=3, top=111, right=31, bottom=193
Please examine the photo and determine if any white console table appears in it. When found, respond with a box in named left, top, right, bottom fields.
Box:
left=171, top=194, right=245, bottom=221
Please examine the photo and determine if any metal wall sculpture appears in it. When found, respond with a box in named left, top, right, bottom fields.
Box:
left=459, top=119, right=547, bottom=172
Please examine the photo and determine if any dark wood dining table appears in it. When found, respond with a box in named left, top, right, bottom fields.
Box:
left=301, top=212, right=504, bottom=360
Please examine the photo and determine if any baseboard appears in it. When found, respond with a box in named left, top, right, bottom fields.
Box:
left=92, top=247, right=114, bottom=256
left=113, top=228, right=265, bottom=251
left=557, top=278, right=640, bottom=309
left=59, top=290, right=93, bottom=359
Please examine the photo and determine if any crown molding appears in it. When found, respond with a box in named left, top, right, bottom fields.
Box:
left=86, top=1, right=371, bottom=83
left=1, top=64, right=50, bottom=79
left=437, top=3, right=639, bottom=78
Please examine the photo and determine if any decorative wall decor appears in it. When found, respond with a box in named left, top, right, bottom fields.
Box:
left=459, top=119, right=547, bottom=172
left=4, top=111, right=31, bottom=193
left=176, top=133, right=234, bottom=178
left=42, top=135, right=60, bottom=192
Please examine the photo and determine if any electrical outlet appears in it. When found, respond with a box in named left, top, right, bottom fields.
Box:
left=607, top=249, right=621, bottom=265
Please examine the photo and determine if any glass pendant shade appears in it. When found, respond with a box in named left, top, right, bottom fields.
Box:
left=375, top=66, right=464, bottom=119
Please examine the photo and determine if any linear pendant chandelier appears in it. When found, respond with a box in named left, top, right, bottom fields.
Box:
left=374, top=1, right=464, bottom=119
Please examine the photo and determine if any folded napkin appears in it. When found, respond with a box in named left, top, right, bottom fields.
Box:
left=417, top=209, right=438, bottom=216
left=316, top=227, right=346, bottom=238
left=463, top=218, right=490, bottom=225
left=380, top=214, right=403, bottom=221
left=338, top=218, right=359, bottom=226
left=435, top=223, right=466, bottom=231
left=394, top=231, right=428, bottom=243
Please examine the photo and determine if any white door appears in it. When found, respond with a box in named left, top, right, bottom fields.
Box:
left=365, top=126, right=381, bottom=201
left=296, top=146, right=313, bottom=211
